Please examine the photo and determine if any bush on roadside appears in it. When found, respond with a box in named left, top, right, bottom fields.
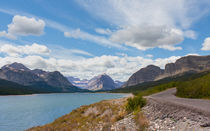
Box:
left=134, top=111, right=149, bottom=131
left=126, top=95, right=146, bottom=112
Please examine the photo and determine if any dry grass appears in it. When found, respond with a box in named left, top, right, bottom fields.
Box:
left=134, top=111, right=149, bottom=131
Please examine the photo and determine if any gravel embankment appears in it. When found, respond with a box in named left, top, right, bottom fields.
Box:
left=143, top=88, right=210, bottom=131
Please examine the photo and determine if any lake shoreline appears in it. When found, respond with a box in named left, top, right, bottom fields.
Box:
left=27, top=94, right=136, bottom=131
left=0, top=92, right=132, bottom=97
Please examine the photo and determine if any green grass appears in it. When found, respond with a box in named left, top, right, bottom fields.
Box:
left=137, top=81, right=177, bottom=96
left=176, top=73, right=210, bottom=99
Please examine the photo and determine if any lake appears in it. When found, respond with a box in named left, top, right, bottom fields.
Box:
left=0, top=93, right=127, bottom=131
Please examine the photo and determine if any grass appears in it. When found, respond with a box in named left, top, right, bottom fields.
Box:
left=134, top=110, right=149, bottom=131
left=176, top=73, right=210, bottom=99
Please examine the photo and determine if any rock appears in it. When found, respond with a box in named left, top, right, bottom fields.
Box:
left=123, top=65, right=164, bottom=87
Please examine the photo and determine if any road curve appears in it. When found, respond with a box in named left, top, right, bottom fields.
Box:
left=147, top=88, right=210, bottom=116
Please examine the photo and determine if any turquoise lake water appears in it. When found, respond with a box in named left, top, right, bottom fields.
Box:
left=0, top=93, right=127, bottom=131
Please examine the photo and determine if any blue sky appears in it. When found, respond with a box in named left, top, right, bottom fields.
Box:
left=0, top=0, right=210, bottom=81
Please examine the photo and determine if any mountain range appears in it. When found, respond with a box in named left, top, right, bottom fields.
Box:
left=1, top=55, right=210, bottom=95
left=67, top=74, right=124, bottom=91
left=123, top=55, right=210, bottom=87
left=0, top=62, right=82, bottom=93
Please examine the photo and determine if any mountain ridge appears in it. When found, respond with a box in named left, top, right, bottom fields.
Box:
left=0, top=62, right=79, bottom=92
left=123, top=55, right=210, bottom=87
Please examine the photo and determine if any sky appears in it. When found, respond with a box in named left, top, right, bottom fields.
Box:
left=0, top=0, right=210, bottom=81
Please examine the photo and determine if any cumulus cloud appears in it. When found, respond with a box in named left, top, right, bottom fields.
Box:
left=201, top=37, right=210, bottom=51
left=110, top=25, right=183, bottom=50
left=0, top=43, right=50, bottom=56
left=0, top=31, right=16, bottom=39
left=0, top=15, right=45, bottom=39
left=0, top=54, right=181, bottom=81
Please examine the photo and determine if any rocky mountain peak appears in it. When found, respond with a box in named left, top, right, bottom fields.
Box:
left=87, top=74, right=116, bottom=91
left=164, top=55, right=210, bottom=77
left=45, top=71, right=73, bottom=88
left=2, top=62, right=30, bottom=71
left=123, top=64, right=164, bottom=87
left=97, top=73, right=110, bottom=79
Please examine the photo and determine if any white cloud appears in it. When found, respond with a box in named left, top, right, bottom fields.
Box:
left=110, top=25, right=183, bottom=50
left=0, top=15, right=45, bottom=39
left=0, top=41, right=94, bottom=59
left=0, top=43, right=50, bottom=56
left=201, top=37, right=210, bottom=51
left=0, top=31, right=16, bottom=39
left=0, top=44, right=20, bottom=57
left=184, top=30, right=197, bottom=39
left=185, top=53, right=200, bottom=56
left=159, top=45, right=182, bottom=51
left=146, top=54, right=153, bottom=58
left=77, top=0, right=210, bottom=51
left=95, top=28, right=112, bottom=35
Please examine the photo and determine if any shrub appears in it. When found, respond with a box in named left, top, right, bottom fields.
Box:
left=126, top=95, right=146, bottom=111
left=135, top=112, right=149, bottom=131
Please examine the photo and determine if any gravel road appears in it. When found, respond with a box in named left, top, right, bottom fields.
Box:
left=148, top=88, right=210, bottom=116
